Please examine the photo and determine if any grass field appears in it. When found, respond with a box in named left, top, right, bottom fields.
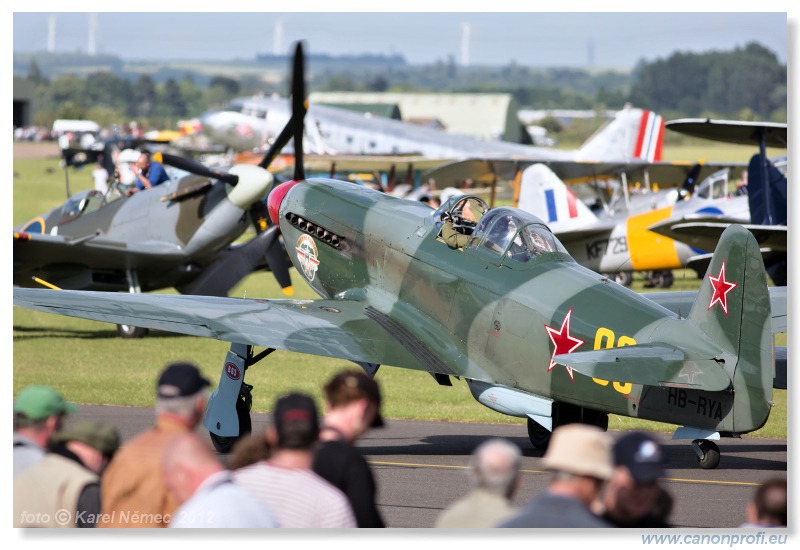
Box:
left=12, top=144, right=787, bottom=439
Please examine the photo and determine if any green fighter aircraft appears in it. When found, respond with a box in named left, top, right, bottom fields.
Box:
left=13, top=43, right=786, bottom=468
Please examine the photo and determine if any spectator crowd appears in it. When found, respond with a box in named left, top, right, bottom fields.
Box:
left=13, top=362, right=787, bottom=529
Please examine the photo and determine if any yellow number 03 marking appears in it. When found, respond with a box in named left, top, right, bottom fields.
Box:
left=592, top=327, right=634, bottom=395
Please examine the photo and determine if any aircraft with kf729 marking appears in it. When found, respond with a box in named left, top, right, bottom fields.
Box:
left=14, top=43, right=786, bottom=469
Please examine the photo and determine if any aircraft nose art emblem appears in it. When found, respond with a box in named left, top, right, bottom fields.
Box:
left=707, top=261, right=737, bottom=316
left=544, top=307, right=585, bottom=382
left=296, top=234, right=320, bottom=281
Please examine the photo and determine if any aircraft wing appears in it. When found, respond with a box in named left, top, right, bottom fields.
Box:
left=647, top=219, right=787, bottom=253
left=546, top=223, right=619, bottom=244
left=422, top=158, right=743, bottom=188
left=555, top=343, right=732, bottom=391
left=13, top=232, right=187, bottom=282
left=665, top=119, right=788, bottom=147
left=12, top=288, right=433, bottom=372
left=642, top=286, right=787, bottom=334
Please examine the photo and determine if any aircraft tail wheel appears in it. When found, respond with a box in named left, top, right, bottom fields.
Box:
left=116, top=324, right=149, bottom=339
left=693, top=439, right=720, bottom=469
left=209, top=393, right=252, bottom=454
left=527, top=418, right=551, bottom=450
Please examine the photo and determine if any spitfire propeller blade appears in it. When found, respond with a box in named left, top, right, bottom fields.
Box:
left=161, top=152, right=239, bottom=185
left=179, top=225, right=291, bottom=297
left=291, top=42, right=305, bottom=181
left=258, top=42, right=308, bottom=174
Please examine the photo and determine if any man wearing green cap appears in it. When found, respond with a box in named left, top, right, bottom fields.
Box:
left=14, top=420, right=121, bottom=528
left=14, top=385, right=78, bottom=476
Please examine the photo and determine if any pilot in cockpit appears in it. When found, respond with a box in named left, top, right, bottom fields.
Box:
left=441, top=198, right=487, bottom=249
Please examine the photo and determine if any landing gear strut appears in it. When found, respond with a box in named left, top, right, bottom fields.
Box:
left=209, top=383, right=253, bottom=453
left=204, top=343, right=275, bottom=453
left=526, top=403, right=608, bottom=450
left=117, top=269, right=148, bottom=338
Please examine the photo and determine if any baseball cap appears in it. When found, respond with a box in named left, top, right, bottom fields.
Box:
left=52, top=420, right=121, bottom=457
left=157, top=362, right=211, bottom=398
left=14, top=385, right=78, bottom=422
left=273, top=392, right=320, bottom=449
left=613, top=432, right=666, bottom=483
left=324, top=370, right=384, bottom=428
left=541, top=424, right=613, bottom=481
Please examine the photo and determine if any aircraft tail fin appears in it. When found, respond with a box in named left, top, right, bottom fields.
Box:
left=687, top=224, right=773, bottom=432
left=576, top=107, right=664, bottom=163
left=517, top=164, right=598, bottom=231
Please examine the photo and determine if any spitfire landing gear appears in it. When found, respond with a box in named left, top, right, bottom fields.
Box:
left=117, top=270, right=148, bottom=338
left=692, top=439, right=721, bottom=469
left=606, top=271, right=633, bottom=286
left=116, top=324, right=148, bottom=338
left=527, top=418, right=551, bottom=450
left=526, top=404, right=609, bottom=450
left=645, top=270, right=674, bottom=289
left=210, top=383, right=253, bottom=453
left=204, top=343, right=275, bottom=454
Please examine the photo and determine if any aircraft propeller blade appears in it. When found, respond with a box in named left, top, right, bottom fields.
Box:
left=291, top=42, right=306, bottom=182
left=178, top=225, right=291, bottom=297
left=160, top=152, right=240, bottom=186
left=258, top=41, right=307, bottom=176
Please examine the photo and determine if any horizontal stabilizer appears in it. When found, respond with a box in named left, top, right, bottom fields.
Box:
left=644, top=286, right=786, bottom=334
left=555, top=343, right=731, bottom=391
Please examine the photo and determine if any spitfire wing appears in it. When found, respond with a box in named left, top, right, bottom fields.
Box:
left=13, top=232, right=187, bottom=283
left=13, top=288, right=428, bottom=370
left=554, top=344, right=732, bottom=391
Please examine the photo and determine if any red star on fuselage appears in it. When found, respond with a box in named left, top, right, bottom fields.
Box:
left=707, top=261, right=738, bottom=316
left=544, top=307, right=585, bottom=382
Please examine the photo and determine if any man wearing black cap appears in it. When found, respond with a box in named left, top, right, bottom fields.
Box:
left=312, top=369, right=386, bottom=527
left=14, top=420, right=120, bottom=528
left=594, top=431, right=671, bottom=528
left=234, top=392, right=356, bottom=528
left=98, top=362, right=210, bottom=528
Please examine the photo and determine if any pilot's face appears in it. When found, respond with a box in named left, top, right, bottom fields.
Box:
left=462, top=201, right=477, bottom=222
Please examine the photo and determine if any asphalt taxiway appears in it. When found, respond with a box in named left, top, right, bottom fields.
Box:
left=68, top=405, right=787, bottom=529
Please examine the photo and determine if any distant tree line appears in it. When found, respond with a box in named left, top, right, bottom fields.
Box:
left=17, top=41, right=785, bottom=133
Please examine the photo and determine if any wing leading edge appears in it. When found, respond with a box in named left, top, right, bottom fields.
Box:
left=13, top=288, right=427, bottom=371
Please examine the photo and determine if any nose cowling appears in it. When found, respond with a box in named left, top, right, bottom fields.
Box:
left=268, top=180, right=302, bottom=226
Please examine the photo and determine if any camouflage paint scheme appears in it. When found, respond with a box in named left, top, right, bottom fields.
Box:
left=13, top=164, right=283, bottom=295
left=14, top=179, right=778, bottom=458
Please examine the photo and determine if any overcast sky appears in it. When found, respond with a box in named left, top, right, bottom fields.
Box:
left=11, top=5, right=791, bottom=69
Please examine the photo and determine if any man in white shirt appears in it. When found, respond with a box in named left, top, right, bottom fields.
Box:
left=234, top=392, right=356, bottom=528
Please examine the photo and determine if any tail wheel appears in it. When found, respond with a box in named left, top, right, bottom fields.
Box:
left=116, top=324, right=148, bottom=339
left=693, top=439, right=721, bottom=470
left=527, top=418, right=551, bottom=450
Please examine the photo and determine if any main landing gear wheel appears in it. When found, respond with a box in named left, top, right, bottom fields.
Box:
left=693, top=439, right=720, bottom=470
left=210, top=386, right=253, bottom=454
left=610, top=271, right=633, bottom=286
left=116, top=324, right=148, bottom=339
left=527, top=418, right=551, bottom=450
